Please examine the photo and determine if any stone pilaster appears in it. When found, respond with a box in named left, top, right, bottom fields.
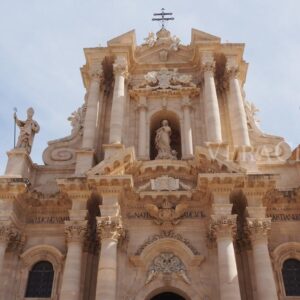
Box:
left=137, top=96, right=148, bottom=160
left=246, top=218, right=278, bottom=300
left=75, top=66, right=103, bottom=174
left=210, top=214, right=241, bottom=300
left=201, top=52, right=222, bottom=144
left=95, top=216, right=124, bottom=300
left=60, top=220, right=87, bottom=300
left=181, top=96, right=194, bottom=158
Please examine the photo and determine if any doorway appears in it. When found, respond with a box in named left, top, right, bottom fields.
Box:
left=150, top=292, right=185, bottom=300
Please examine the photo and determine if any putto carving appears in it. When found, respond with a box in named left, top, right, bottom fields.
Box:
left=143, top=29, right=181, bottom=52
left=97, top=216, right=124, bottom=241
left=14, top=107, right=40, bottom=154
left=145, top=198, right=188, bottom=226
left=65, top=220, right=87, bottom=243
left=145, top=252, right=190, bottom=285
left=68, top=104, right=86, bottom=136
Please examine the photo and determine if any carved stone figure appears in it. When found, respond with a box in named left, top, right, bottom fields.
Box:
left=145, top=198, right=188, bottom=226
left=170, top=35, right=181, bottom=51
left=14, top=107, right=40, bottom=154
left=145, top=252, right=190, bottom=285
left=155, top=120, right=177, bottom=160
left=144, top=32, right=156, bottom=47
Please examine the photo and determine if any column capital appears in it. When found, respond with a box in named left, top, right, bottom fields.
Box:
left=0, top=222, right=14, bottom=243
left=246, top=217, right=271, bottom=243
left=226, top=56, right=239, bottom=79
left=65, top=220, right=87, bottom=243
left=210, top=214, right=237, bottom=240
left=113, top=56, right=128, bottom=77
left=89, top=65, right=103, bottom=82
left=201, top=52, right=216, bottom=73
left=97, top=216, right=124, bottom=241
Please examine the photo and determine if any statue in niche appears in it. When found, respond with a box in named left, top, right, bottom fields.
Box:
left=155, top=120, right=177, bottom=160
left=14, top=107, right=40, bottom=154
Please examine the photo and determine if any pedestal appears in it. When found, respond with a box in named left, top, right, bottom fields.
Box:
left=5, top=149, right=33, bottom=178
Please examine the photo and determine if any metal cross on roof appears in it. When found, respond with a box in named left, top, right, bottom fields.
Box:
left=152, top=8, right=174, bottom=29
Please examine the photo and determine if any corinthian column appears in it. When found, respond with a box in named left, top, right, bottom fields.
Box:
left=82, top=67, right=103, bottom=149
left=226, top=57, right=250, bottom=148
left=210, top=215, right=241, bottom=300
left=0, top=224, right=11, bottom=275
left=60, top=221, right=87, bottom=300
left=95, top=216, right=123, bottom=300
left=247, top=218, right=278, bottom=300
left=109, top=56, right=128, bottom=145
left=202, top=52, right=222, bottom=144
left=137, top=96, right=148, bottom=159
left=76, top=66, right=103, bottom=174
left=182, top=96, right=193, bottom=158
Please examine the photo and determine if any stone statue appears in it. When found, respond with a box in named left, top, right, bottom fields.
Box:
left=14, top=107, right=40, bottom=154
left=155, top=120, right=177, bottom=160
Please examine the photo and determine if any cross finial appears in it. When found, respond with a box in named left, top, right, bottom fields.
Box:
left=152, top=8, right=174, bottom=29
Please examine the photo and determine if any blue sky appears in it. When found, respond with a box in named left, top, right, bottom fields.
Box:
left=0, top=0, right=299, bottom=174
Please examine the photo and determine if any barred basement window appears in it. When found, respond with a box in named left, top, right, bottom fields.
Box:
left=282, top=259, right=300, bottom=296
left=25, top=261, right=54, bottom=298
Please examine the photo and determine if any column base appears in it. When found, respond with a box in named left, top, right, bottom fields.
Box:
left=103, top=143, right=125, bottom=159
left=5, top=149, right=33, bottom=178
left=75, top=149, right=95, bottom=175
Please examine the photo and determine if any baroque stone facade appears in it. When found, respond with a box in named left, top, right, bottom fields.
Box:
left=0, top=26, right=299, bottom=300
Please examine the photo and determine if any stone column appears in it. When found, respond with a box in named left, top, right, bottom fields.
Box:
left=226, top=57, right=250, bottom=148
left=0, top=224, right=11, bottom=275
left=182, top=96, right=193, bottom=158
left=95, top=216, right=123, bottom=300
left=211, top=214, right=241, bottom=300
left=82, top=67, right=103, bottom=149
left=109, top=56, right=128, bottom=145
left=202, top=52, right=222, bottom=144
left=75, top=66, right=103, bottom=174
left=60, top=220, right=87, bottom=300
left=247, top=218, right=278, bottom=300
left=137, top=96, right=148, bottom=159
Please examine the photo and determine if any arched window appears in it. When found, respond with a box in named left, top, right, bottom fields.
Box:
left=150, top=292, right=185, bottom=300
left=282, top=258, right=300, bottom=296
left=25, top=261, right=54, bottom=298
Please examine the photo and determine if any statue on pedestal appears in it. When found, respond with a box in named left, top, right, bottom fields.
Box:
left=14, top=107, right=40, bottom=154
left=155, top=120, right=177, bottom=160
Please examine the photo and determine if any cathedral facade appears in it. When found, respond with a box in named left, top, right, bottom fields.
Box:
left=0, top=27, right=299, bottom=300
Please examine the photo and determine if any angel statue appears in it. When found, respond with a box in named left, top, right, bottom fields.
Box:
left=14, top=107, right=40, bottom=154
left=155, top=120, right=177, bottom=160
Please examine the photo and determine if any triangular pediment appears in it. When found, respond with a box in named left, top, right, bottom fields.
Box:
left=107, top=30, right=136, bottom=47
left=135, top=45, right=194, bottom=65
left=191, top=28, right=221, bottom=44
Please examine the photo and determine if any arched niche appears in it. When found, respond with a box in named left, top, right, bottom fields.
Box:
left=150, top=110, right=182, bottom=160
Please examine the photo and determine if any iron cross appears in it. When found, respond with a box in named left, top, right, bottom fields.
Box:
left=152, top=8, right=174, bottom=29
